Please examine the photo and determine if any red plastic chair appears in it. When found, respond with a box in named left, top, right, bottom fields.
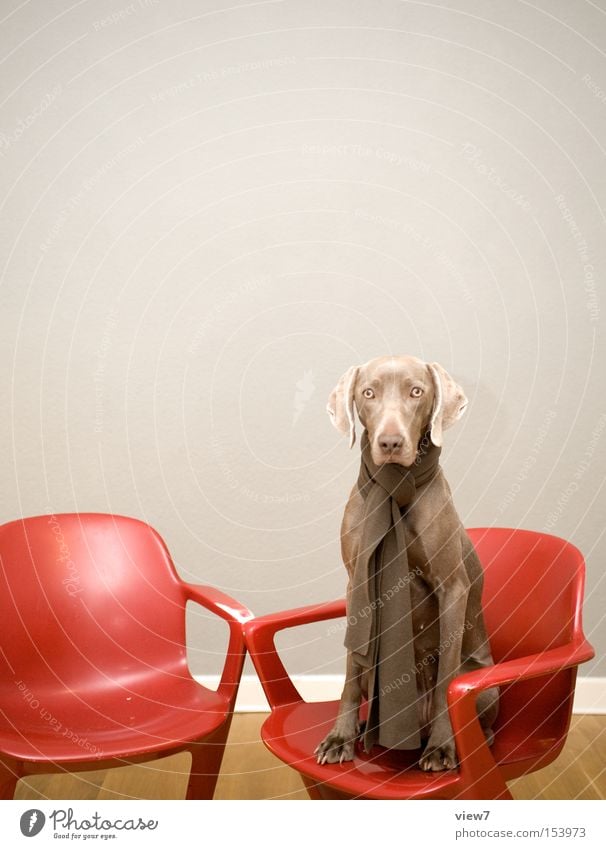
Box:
left=0, top=513, right=253, bottom=800
left=244, top=527, right=595, bottom=799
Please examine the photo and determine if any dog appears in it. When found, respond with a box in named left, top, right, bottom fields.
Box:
left=315, top=355, right=499, bottom=771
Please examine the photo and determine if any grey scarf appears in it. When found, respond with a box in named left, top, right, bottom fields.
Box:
left=344, top=429, right=442, bottom=752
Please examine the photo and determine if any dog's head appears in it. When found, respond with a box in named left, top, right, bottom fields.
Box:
left=327, top=355, right=468, bottom=467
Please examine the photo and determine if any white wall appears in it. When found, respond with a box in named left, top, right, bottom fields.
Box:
left=1, top=0, right=604, bottom=678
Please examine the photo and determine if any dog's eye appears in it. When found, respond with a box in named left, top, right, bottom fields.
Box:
left=411, top=387, right=423, bottom=398
left=362, top=388, right=375, bottom=399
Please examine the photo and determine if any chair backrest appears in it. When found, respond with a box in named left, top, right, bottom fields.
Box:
left=0, top=514, right=188, bottom=693
left=468, top=527, right=585, bottom=661
left=467, top=527, right=586, bottom=745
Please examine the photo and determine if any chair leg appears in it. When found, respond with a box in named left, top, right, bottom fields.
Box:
left=0, top=756, right=21, bottom=800
left=301, top=775, right=324, bottom=799
left=185, top=717, right=233, bottom=800
left=455, top=769, right=513, bottom=800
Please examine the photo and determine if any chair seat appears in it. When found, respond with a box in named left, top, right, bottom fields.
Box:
left=261, top=700, right=563, bottom=799
left=262, top=700, right=459, bottom=799
left=0, top=676, right=229, bottom=763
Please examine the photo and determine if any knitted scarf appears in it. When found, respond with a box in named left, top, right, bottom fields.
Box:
left=344, top=428, right=442, bottom=752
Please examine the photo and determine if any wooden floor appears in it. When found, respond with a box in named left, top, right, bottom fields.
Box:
left=14, top=713, right=606, bottom=801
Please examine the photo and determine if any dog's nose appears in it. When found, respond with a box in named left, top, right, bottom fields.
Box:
left=378, top=433, right=404, bottom=454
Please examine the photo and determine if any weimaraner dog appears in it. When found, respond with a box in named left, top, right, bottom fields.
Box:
left=316, top=355, right=498, bottom=771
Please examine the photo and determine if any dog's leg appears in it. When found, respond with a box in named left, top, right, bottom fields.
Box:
left=419, top=559, right=470, bottom=772
left=460, top=531, right=499, bottom=743
left=315, top=488, right=364, bottom=765
left=458, top=657, right=499, bottom=747
left=315, top=651, right=363, bottom=764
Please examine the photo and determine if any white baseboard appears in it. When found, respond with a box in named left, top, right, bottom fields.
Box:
left=196, top=674, right=606, bottom=715
left=196, top=674, right=343, bottom=712
left=573, top=676, right=606, bottom=714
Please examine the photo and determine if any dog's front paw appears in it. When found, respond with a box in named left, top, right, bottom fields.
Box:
left=314, top=729, right=357, bottom=765
left=419, top=738, right=457, bottom=771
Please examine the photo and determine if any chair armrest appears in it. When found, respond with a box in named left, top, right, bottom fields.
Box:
left=183, top=583, right=254, bottom=625
left=243, top=599, right=346, bottom=708
left=445, top=638, right=594, bottom=800
left=183, top=583, right=254, bottom=707
left=448, top=638, right=595, bottom=700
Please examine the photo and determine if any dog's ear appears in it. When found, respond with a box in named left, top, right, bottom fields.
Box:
left=327, top=366, right=359, bottom=448
left=427, top=362, right=468, bottom=447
